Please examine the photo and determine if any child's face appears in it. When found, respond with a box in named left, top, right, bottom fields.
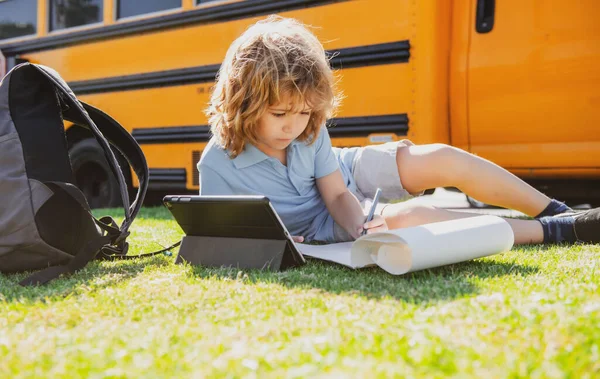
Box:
left=254, top=97, right=312, bottom=157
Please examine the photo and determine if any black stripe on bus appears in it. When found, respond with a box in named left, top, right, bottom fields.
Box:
left=327, top=114, right=409, bottom=137
left=70, top=64, right=221, bottom=93
left=0, top=0, right=345, bottom=55
left=328, top=41, right=410, bottom=69
left=132, top=114, right=409, bottom=144
left=69, top=41, right=410, bottom=94
left=134, top=126, right=212, bottom=144
left=148, top=168, right=187, bottom=190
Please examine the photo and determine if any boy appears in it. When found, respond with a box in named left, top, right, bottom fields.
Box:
left=199, top=16, right=599, bottom=245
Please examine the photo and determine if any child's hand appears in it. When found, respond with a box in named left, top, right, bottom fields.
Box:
left=291, top=236, right=304, bottom=243
left=360, top=215, right=388, bottom=235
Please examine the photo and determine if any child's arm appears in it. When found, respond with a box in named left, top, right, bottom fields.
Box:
left=316, top=169, right=374, bottom=239
left=312, top=127, right=385, bottom=238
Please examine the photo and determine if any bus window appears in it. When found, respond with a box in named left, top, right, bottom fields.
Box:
left=49, top=0, right=103, bottom=31
left=117, top=0, right=181, bottom=19
left=196, top=0, right=222, bottom=4
left=0, top=0, right=37, bottom=40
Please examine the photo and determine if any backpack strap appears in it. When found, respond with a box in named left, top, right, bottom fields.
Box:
left=75, top=102, right=149, bottom=234
left=31, top=64, right=148, bottom=238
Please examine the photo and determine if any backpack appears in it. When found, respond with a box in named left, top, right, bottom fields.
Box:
left=0, top=63, right=152, bottom=286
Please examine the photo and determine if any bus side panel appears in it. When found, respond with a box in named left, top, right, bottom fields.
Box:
left=408, top=0, right=453, bottom=145
left=466, top=0, right=600, bottom=176
left=78, top=65, right=414, bottom=131
left=448, top=0, right=472, bottom=151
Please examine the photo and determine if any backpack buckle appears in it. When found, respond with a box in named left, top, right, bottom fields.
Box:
left=99, top=241, right=129, bottom=258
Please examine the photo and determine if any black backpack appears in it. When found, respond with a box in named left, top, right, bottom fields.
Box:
left=0, top=63, right=154, bottom=285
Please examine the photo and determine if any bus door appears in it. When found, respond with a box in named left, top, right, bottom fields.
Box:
left=466, top=0, right=600, bottom=174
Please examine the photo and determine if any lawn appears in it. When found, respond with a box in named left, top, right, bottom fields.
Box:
left=1, top=207, right=599, bottom=378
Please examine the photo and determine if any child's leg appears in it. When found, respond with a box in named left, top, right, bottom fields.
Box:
left=395, top=143, right=571, bottom=217
left=383, top=202, right=600, bottom=245
left=382, top=202, right=544, bottom=245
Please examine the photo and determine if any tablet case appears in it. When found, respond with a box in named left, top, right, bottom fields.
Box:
left=176, top=236, right=290, bottom=270
left=164, top=195, right=305, bottom=270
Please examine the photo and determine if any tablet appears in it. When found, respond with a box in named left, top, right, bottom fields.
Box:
left=163, top=195, right=306, bottom=269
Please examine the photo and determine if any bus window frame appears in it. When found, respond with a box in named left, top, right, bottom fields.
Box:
left=195, top=0, right=232, bottom=8
left=47, top=0, right=105, bottom=34
left=114, top=0, right=184, bottom=23
left=0, top=33, right=38, bottom=45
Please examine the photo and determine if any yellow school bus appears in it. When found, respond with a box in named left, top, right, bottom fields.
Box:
left=1, top=0, right=599, bottom=207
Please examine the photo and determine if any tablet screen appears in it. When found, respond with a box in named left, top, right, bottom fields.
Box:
left=163, top=195, right=285, bottom=239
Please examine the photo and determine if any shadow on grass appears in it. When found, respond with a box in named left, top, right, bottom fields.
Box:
left=189, top=257, right=540, bottom=305
left=0, top=207, right=176, bottom=303
left=0, top=255, right=172, bottom=303
left=0, top=245, right=546, bottom=306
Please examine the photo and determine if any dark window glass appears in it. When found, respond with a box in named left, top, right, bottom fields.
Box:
left=117, top=0, right=181, bottom=19
left=0, top=0, right=37, bottom=40
left=196, top=0, right=221, bottom=4
left=49, top=0, right=103, bottom=31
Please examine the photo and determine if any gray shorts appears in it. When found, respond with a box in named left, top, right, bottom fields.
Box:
left=333, top=140, right=420, bottom=242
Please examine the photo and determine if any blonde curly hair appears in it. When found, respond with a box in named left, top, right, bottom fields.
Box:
left=206, top=15, right=341, bottom=158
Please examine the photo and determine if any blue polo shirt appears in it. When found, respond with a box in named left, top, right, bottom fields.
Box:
left=198, top=127, right=358, bottom=242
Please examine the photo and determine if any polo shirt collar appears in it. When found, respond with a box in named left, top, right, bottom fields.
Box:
left=232, top=139, right=303, bottom=169
left=232, top=143, right=267, bottom=169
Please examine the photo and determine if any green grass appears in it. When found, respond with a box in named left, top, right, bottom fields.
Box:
left=1, top=207, right=599, bottom=378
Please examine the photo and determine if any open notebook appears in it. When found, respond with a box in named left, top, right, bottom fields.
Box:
left=298, top=215, right=514, bottom=275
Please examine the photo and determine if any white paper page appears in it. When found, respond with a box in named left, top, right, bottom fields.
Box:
left=352, top=215, right=514, bottom=275
left=298, top=242, right=375, bottom=268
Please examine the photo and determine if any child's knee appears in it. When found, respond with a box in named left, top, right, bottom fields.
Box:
left=398, top=139, right=415, bottom=147
left=396, top=141, right=456, bottom=162
left=413, top=143, right=470, bottom=176
left=394, top=139, right=415, bottom=160
left=394, top=139, right=416, bottom=172
left=395, top=142, right=465, bottom=185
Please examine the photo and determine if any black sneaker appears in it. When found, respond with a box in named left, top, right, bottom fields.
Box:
left=573, top=208, right=600, bottom=244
